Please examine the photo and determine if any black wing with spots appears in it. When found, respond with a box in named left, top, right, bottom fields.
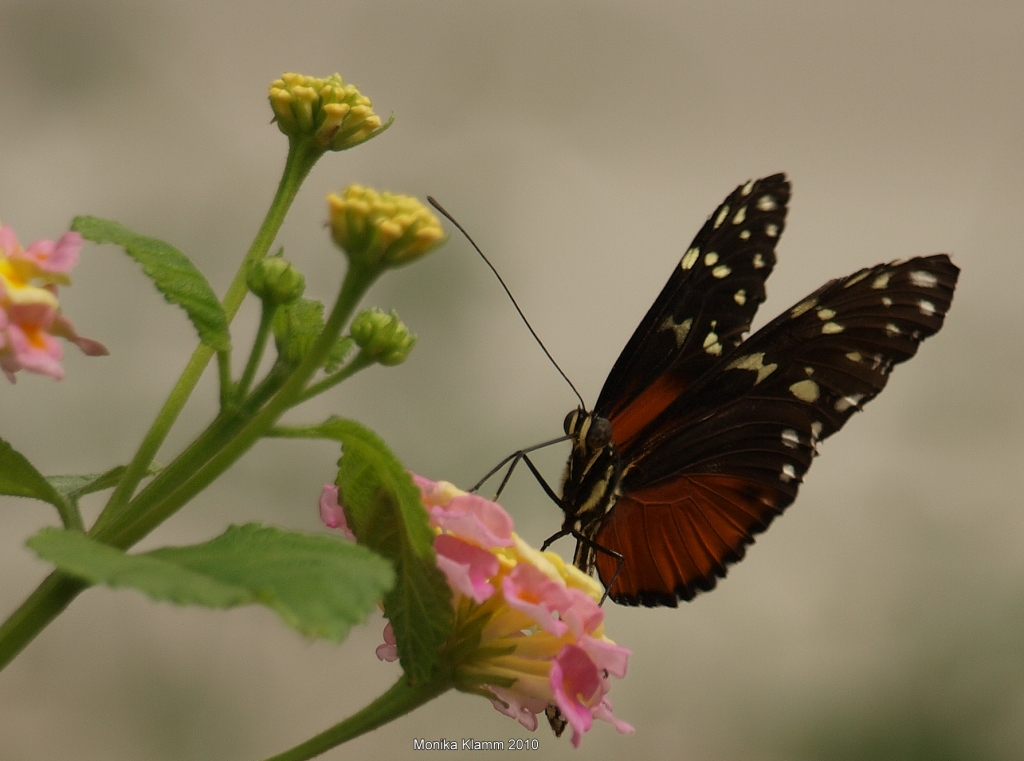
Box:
left=594, top=174, right=790, bottom=425
left=589, top=255, right=958, bottom=606
left=628, top=254, right=959, bottom=485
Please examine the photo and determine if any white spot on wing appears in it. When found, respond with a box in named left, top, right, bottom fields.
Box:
left=846, top=351, right=862, bottom=363
left=781, top=429, right=800, bottom=449
left=834, top=393, right=864, bottom=413
left=816, top=308, right=836, bottom=320
left=765, top=223, right=779, bottom=237
left=712, top=264, right=732, bottom=279
left=789, top=379, right=820, bottom=403
left=791, top=298, right=818, bottom=318
left=886, top=323, right=901, bottom=336
left=741, top=180, right=754, bottom=196
left=757, top=195, right=777, bottom=211
left=845, top=270, right=871, bottom=288
left=703, top=330, right=721, bottom=355
left=780, top=463, right=796, bottom=483
left=882, top=296, right=893, bottom=307
left=732, top=206, right=747, bottom=225
left=753, top=253, right=766, bottom=269
left=821, top=322, right=844, bottom=334
left=681, top=247, right=700, bottom=270
left=704, top=252, right=719, bottom=266
left=739, top=229, right=751, bottom=240
left=734, top=289, right=747, bottom=305
left=715, top=205, right=730, bottom=228
left=726, top=352, right=777, bottom=383
left=872, top=273, right=892, bottom=289
left=811, top=421, right=823, bottom=440
left=910, top=270, right=938, bottom=288
left=659, top=316, right=693, bottom=347
left=919, top=299, right=936, bottom=316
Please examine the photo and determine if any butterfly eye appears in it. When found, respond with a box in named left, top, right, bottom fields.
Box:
left=585, top=417, right=613, bottom=449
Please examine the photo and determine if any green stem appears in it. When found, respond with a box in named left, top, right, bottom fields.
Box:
left=217, top=350, right=233, bottom=409
left=236, top=302, right=275, bottom=400
left=0, top=572, right=87, bottom=672
left=93, top=263, right=379, bottom=549
left=295, top=350, right=375, bottom=403
left=91, top=140, right=319, bottom=536
left=261, top=676, right=452, bottom=761
left=55, top=496, right=85, bottom=533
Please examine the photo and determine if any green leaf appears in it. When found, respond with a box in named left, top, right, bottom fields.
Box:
left=47, top=463, right=162, bottom=501
left=0, top=436, right=67, bottom=511
left=72, top=216, right=230, bottom=352
left=28, top=524, right=394, bottom=641
left=323, top=419, right=453, bottom=684
left=324, top=336, right=356, bottom=373
left=272, top=297, right=325, bottom=365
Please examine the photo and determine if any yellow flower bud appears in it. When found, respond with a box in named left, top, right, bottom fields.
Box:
left=327, top=185, right=446, bottom=272
left=268, top=73, right=391, bottom=151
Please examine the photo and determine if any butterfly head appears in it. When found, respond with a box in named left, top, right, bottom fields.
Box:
left=563, top=408, right=612, bottom=454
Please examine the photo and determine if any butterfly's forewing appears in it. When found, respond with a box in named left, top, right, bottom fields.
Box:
left=595, top=175, right=790, bottom=445
left=588, top=255, right=959, bottom=605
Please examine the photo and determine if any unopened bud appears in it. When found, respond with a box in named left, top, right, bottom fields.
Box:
left=349, top=308, right=415, bottom=366
left=247, top=256, right=306, bottom=306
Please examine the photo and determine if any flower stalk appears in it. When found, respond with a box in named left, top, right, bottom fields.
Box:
left=261, top=675, right=453, bottom=761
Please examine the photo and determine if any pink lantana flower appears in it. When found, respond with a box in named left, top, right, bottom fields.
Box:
left=0, top=225, right=106, bottom=382
left=318, top=476, right=634, bottom=746
left=318, top=485, right=356, bottom=541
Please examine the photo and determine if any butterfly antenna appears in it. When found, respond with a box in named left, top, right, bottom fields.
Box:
left=428, top=196, right=587, bottom=410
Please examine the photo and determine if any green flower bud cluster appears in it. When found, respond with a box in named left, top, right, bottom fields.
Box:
left=328, top=185, right=446, bottom=271
left=246, top=256, right=305, bottom=307
left=268, top=73, right=389, bottom=151
left=349, top=308, right=415, bottom=366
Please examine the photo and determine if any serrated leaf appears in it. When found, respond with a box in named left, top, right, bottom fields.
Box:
left=272, top=297, right=325, bottom=365
left=47, top=463, right=162, bottom=501
left=0, top=436, right=66, bottom=511
left=324, top=336, right=356, bottom=373
left=28, top=524, right=394, bottom=641
left=322, top=419, right=453, bottom=683
left=71, top=216, right=230, bottom=351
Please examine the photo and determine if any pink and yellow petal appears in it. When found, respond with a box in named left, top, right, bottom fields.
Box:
left=501, top=563, right=574, bottom=636
left=318, top=485, right=356, bottom=541
left=5, top=322, right=64, bottom=380
left=434, top=534, right=499, bottom=603
left=578, top=635, right=630, bottom=679
left=488, top=686, right=548, bottom=731
left=50, top=315, right=108, bottom=357
left=427, top=492, right=514, bottom=548
left=18, top=231, right=81, bottom=275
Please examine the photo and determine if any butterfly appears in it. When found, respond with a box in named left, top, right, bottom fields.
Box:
left=540, top=173, right=959, bottom=607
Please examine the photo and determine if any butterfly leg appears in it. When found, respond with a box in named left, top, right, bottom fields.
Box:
left=468, top=435, right=570, bottom=497
left=568, top=530, right=625, bottom=606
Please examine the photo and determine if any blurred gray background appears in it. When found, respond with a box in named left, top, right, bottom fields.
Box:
left=0, top=1, right=1021, bottom=759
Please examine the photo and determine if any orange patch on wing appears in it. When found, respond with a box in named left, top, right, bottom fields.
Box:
left=593, top=475, right=782, bottom=606
left=608, top=373, right=687, bottom=446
